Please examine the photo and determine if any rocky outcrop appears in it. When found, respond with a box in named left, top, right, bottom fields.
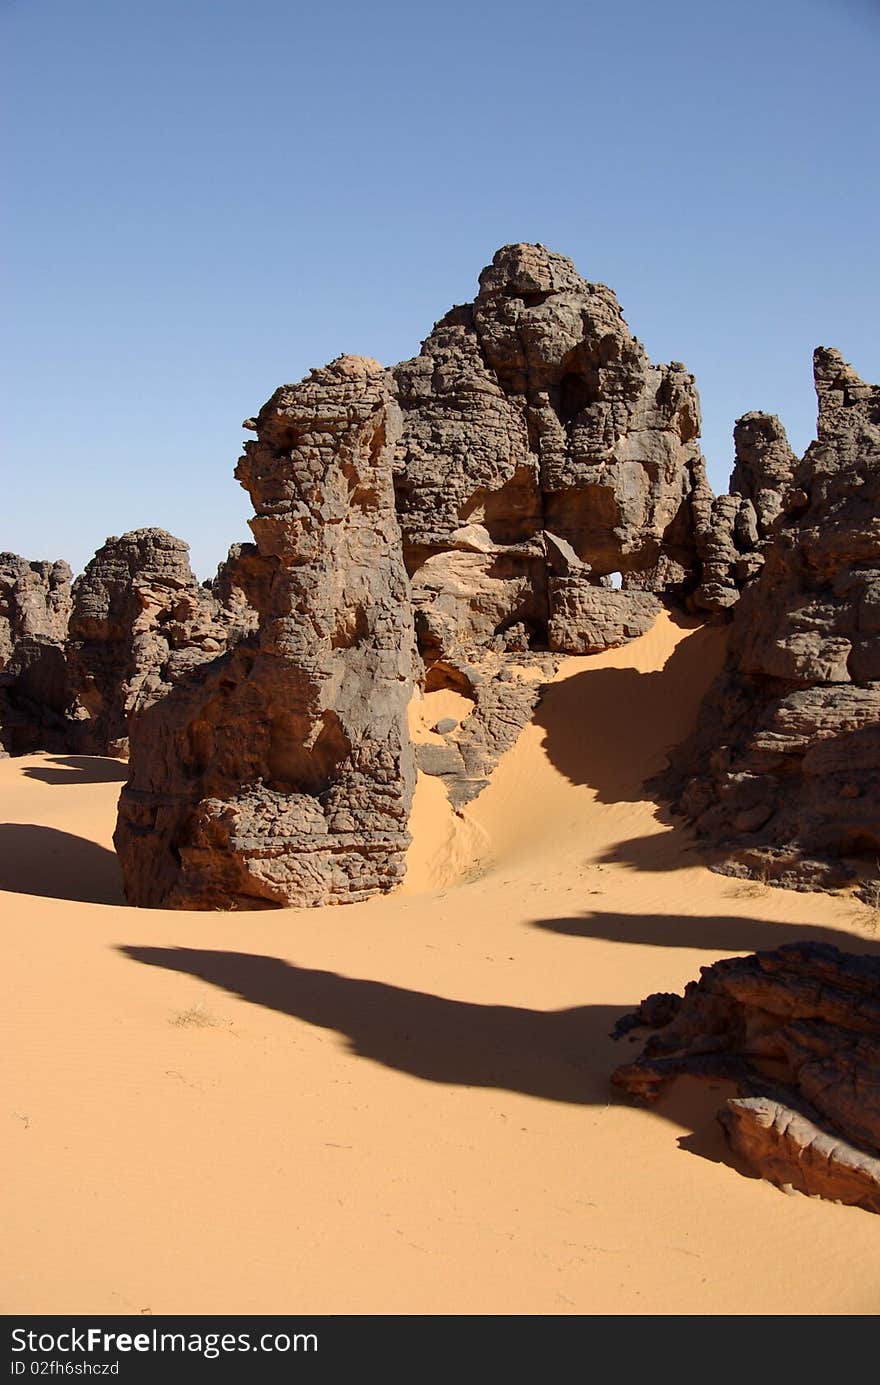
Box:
left=612, top=943, right=880, bottom=1215
left=689, top=413, right=798, bottom=614
left=3, top=246, right=715, bottom=812
left=395, top=243, right=707, bottom=655
left=0, top=554, right=72, bottom=661
left=393, top=243, right=710, bottom=801
left=67, top=529, right=229, bottom=757
left=6, top=246, right=875, bottom=910
left=664, top=349, right=880, bottom=893
left=0, top=554, right=73, bottom=753
left=114, top=357, right=416, bottom=909
left=8, top=242, right=873, bottom=910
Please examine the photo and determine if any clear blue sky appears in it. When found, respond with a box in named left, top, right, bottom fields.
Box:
left=3, top=0, right=878, bottom=579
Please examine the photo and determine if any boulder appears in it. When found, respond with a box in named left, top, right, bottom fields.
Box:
left=612, top=943, right=880, bottom=1215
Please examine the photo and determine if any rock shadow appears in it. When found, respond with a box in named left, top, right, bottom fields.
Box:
left=656, top=1076, right=760, bottom=1179
left=22, top=755, right=129, bottom=786
left=529, top=907, right=880, bottom=955
left=119, top=943, right=764, bottom=1181
left=0, top=824, right=124, bottom=905
left=533, top=621, right=727, bottom=805
left=119, top=945, right=626, bottom=1106
left=595, top=827, right=714, bottom=873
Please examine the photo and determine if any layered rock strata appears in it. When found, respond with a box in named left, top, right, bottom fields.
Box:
left=114, top=357, right=416, bottom=909
left=664, top=350, right=880, bottom=892
left=612, top=943, right=880, bottom=1215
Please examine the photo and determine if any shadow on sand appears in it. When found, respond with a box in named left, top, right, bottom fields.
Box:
left=529, top=907, right=880, bottom=955
left=532, top=620, right=726, bottom=805
left=120, top=944, right=627, bottom=1105
left=531, top=619, right=729, bottom=875
left=22, top=755, right=129, bottom=786
left=0, top=824, right=124, bottom=905
left=116, top=942, right=773, bottom=1180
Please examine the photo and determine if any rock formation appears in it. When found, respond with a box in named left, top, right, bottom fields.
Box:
left=67, top=529, right=230, bottom=756
left=0, top=554, right=73, bottom=753
left=209, top=542, right=263, bottom=644
left=114, top=356, right=416, bottom=909
left=395, top=242, right=708, bottom=653
left=394, top=242, right=710, bottom=802
left=0, top=553, right=71, bottom=659
left=688, top=412, right=798, bottom=613
left=612, top=943, right=880, bottom=1215
left=8, top=242, right=873, bottom=910
left=664, top=349, right=880, bottom=894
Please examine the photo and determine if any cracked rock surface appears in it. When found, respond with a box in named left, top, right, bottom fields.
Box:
left=662, top=350, right=880, bottom=894
left=0, top=554, right=73, bottom=753
left=394, top=242, right=711, bottom=803
left=114, top=357, right=416, bottom=909
left=67, top=529, right=232, bottom=757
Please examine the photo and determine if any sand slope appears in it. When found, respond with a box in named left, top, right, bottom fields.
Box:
left=3, top=612, right=880, bottom=1315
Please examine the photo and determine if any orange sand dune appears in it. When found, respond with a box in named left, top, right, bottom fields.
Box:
left=3, top=612, right=880, bottom=1316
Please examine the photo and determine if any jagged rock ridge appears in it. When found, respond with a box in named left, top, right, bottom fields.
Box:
left=663, top=349, right=880, bottom=894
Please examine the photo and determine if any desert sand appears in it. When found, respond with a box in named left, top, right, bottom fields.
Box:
left=3, top=611, right=880, bottom=1316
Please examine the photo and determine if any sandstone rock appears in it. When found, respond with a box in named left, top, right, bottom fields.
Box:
left=209, top=542, right=263, bottom=643
left=114, top=357, right=416, bottom=909
left=547, top=580, right=660, bottom=654
left=67, top=529, right=228, bottom=757
left=395, top=243, right=709, bottom=658
left=416, top=654, right=555, bottom=807
left=393, top=243, right=713, bottom=800
left=0, top=554, right=73, bottom=753
left=612, top=942, right=880, bottom=1214
left=0, top=553, right=72, bottom=662
left=720, top=1097, right=880, bottom=1214
left=664, top=350, right=880, bottom=893
left=689, top=413, right=798, bottom=613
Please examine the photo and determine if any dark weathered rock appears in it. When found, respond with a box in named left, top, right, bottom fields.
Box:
left=720, top=1097, right=880, bottom=1214
left=114, top=357, right=417, bottom=909
left=0, top=554, right=73, bottom=753
left=612, top=943, right=880, bottom=1214
left=67, top=529, right=228, bottom=756
left=0, top=553, right=72, bottom=661
left=393, top=243, right=712, bottom=800
left=395, top=243, right=708, bottom=657
left=689, top=413, right=798, bottom=614
left=664, top=349, right=880, bottom=893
